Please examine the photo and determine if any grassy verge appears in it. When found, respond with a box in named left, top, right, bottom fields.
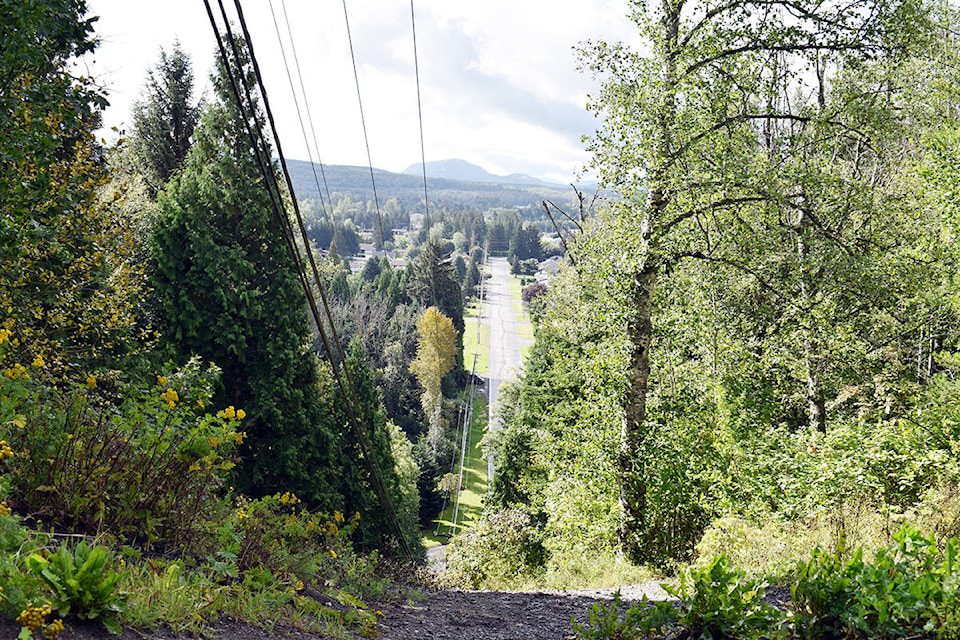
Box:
left=463, top=317, right=490, bottom=375
left=424, top=392, right=489, bottom=542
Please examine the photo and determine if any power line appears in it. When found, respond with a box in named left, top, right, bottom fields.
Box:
left=267, top=0, right=335, bottom=222
left=201, top=0, right=411, bottom=557
left=409, top=0, right=430, bottom=232
left=340, top=0, right=386, bottom=248
left=231, top=0, right=411, bottom=556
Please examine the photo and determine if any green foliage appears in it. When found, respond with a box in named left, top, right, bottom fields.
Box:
left=130, top=43, right=199, bottom=195
left=0, top=359, right=241, bottom=551
left=27, top=540, right=126, bottom=634
left=442, top=508, right=545, bottom=589
left=673, top=556, right=787, bottom=640
left=150, top=43, right=344, bottom=512
left=792, top=527, right=960, bottom=640
left=572, top=591, right=675, bottom=640
left=573, top=557, right=785, bottom=640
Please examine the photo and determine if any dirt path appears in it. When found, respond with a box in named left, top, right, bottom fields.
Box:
left=0, top=584, right=672, bottom=640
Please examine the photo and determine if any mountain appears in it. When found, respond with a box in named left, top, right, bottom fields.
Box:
left=285, top=159, right=582, bottom=211
left=402, top=159, right=562, bottom=187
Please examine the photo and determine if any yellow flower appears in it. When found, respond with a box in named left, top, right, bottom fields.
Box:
left=221, top=406, right=236, bottom=419
left=236, top=508, right=249, bottom=520
left=85, top=374, right=96, bottom=389
left=330, top=550, right=337, bottom=559
left=11, top=415, right=25, bottom=429
left=0, top=328, right=11, bottom=344
left=161, top=388, right=179, bottom=409
left=280, top=491, right=299, bottom=505
left=327, top=521, right=338, bottom=536
left=0, top=440, right=14, bottom=459
left=236, top=408, right=246, bottom=420
left=197, top=398, right=205, bottom=409
left=31, top=355, right=44, bottom=368
left=0, top=501, right=11, bottom=517
left=295, top=580, right=304, bottom=591
left=334, top=510, right=344, bottom=523
left=207, top=437, right=219, bottom=448
left=232, top=431, right=247, bottom=445
left=43, top=618, right=65, bottom=639
left=157, top=375, right=168, bottom=385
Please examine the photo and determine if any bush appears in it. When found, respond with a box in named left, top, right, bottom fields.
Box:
left=0, top=358, right=243, bottom=552
left=442, top=508, right=545, bottom=588
left=792, top=527, right=960, bottom=640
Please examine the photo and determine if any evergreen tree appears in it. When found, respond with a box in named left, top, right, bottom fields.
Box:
left=150, top=44, right=340, bottom=508
left=131, top=43, right=199, bottom=196
left=407, top=238, right=464, bottom=334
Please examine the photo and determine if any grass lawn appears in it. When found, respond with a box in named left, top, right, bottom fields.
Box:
left=517, top=321, right=534, bottom=342
left=463, top=317, right=490, bottom=375
left=422, top=392, right=489, bottom=544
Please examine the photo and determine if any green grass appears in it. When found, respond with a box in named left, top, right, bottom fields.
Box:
left=463, top=317, right=490, bottom=375
left=517, top=321, right=534, bottom=342
left=424, top=392, right=489, bottom=542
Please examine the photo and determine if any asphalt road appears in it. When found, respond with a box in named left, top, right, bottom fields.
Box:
left=483, top=257, right=532, bottom=480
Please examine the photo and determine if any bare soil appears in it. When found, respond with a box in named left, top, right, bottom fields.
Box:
left=0, top=583, right=673, bottom=640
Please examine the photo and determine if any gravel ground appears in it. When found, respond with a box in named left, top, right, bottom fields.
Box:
left=0, top=583, right=674, bottom=640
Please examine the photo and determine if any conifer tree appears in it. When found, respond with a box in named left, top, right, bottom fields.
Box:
left=131, top=43, right=199, bottom=196
left=150, top=43, right=341, bottom=507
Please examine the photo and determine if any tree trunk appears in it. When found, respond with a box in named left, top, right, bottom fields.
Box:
left=618, top=264, right=658, bottom=561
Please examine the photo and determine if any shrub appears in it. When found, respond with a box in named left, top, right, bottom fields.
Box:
left=442, top=508, right=545, bottom=589
left=792, top=527, right=960, bottom=640
left=0, top=358, right=243, bottom=552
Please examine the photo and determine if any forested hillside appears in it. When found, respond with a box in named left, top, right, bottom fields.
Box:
left=5, top=0, right=960, bottom=638
left=446, top=1, right=960, bottom=632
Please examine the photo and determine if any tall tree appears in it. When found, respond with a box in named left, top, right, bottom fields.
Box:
left=131, top=43, right=199, bottom=196
left=407, top=238, right=465, bottom=336
left=580, top=0, right=927, bottom=562
left=0, top=0, right=147, bottom=377
left=410, top=307, right=457, bottom=453
left=150, top=41, right=341, bottom=508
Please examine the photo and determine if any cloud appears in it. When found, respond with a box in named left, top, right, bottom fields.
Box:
left=86, top=0, right=641, bottom=182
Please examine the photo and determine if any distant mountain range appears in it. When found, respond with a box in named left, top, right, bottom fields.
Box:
left=402, top=159, right=562, bottom=188
left=285, top=159, right=589, bottom=211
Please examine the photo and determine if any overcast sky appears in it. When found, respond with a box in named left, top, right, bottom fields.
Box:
left=84, top=0, right=642, bottom=183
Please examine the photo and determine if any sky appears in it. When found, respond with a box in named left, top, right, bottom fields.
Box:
left=83, top=0, right=642, bottom=184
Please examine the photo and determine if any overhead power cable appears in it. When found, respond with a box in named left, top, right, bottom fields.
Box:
left=340, top=0, right=386, bottom=248
left=201, top=0, right=411, bottom=557
left=267, top=0, right=335, bottom=222
left=409, top=0, right=430, bottom=232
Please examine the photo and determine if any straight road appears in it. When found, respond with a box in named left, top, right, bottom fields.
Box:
left=482, top=257, right=532, bottom=480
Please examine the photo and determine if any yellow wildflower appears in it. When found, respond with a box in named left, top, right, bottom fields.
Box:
left=334, top=510, right=344, bottom=523
left=232, top=431, right=247, bottom=445
left=161, top=388, right=179, bottom=409
left=0, top=502, right=11, bottom=517
left=221, top=406, right=236, bottom=419
left=157, top=375, right=168, bottom=385
left=207, top=437, right=219, bottom=448
left=280, top=491, right=299, bottom=505
left=0, top=440, right=13, bottom=459
left=236, top=408, right=246, bottom=420
left=31, top=355, right=44, bottom=368
left=0, top=328, right=11, bottom=344
left=295, top=580, right=304, bottom=591
left=11, top=415, right=25, bottom=429
left=197, top=398, right=205, bottom=409
left=85, top=374, right=96, bottom=389
left=330, top=550, right=337, bottom=559
left=327, top=521, right=338, bottom=536
left=236, top=508, right=249, bottom=520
